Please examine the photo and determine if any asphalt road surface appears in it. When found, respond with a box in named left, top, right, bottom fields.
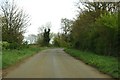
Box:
left=5, top=48, right=112, bottom=78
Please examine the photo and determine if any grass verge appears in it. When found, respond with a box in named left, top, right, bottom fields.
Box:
left=0, top=54, right=1, bottom=69
left=64, top=48, right=119, bottom=78
left=2, top=45, right=46, bottom=69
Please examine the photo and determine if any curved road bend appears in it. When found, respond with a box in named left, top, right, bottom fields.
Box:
left=5, top=48, right=112, bottom=78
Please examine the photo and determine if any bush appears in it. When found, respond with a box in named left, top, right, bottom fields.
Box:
left=1, top=41, right=10, bottom=50
left=2, top=41, right=30, bottom=50
left=8, top=42, right=19, bottom=49
left=93, top=13, right=118, bottom=56
left=21, top=41, right=29, bottom=48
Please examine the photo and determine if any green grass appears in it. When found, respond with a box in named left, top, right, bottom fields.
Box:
left=64, top=48, right=119, bottom=78
left=2, top=45, right=46, bottom=69
left=0, top=54, right=2, bottom=69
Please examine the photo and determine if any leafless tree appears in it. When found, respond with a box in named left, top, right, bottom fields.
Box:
left=1, top=0, right=30, bottom=46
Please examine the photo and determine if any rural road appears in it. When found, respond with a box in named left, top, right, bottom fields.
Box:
left=5, top=48, right=112, bottom=78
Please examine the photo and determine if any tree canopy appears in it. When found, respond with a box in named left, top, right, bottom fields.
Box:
left=53, top=1, right=119, bottom=57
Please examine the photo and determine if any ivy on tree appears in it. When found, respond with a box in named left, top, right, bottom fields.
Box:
left=43, top=28, right=50, bottom=46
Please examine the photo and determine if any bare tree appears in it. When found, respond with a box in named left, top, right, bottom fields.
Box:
left=1, top=0, right=30, bottom=48
left=77, top=1, right=118, bottom=13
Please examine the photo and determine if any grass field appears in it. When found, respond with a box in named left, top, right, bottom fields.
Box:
left=64, top=48, right=119, bottom=78
left=2, top=45, right=46, bottom=69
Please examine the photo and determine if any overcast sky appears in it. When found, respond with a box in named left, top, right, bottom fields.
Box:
left=9, top=0, right=78, bottom=36
left=0, top=0, right=118, bottom=37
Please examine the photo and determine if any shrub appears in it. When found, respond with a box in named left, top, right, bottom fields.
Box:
left=2, top=41, right=10, bottom=50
